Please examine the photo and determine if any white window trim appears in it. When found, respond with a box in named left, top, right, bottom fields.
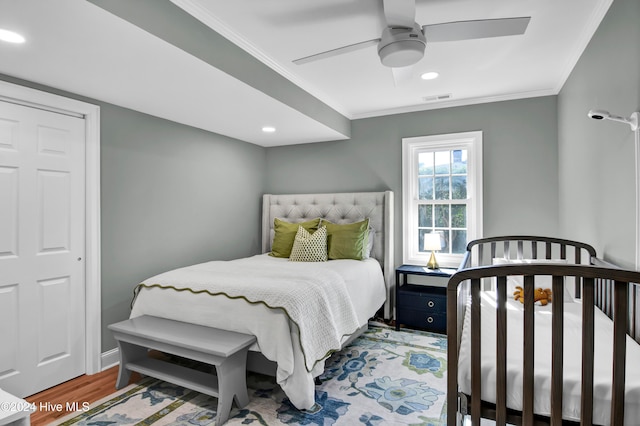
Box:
left=402, top=131, right=483, bottom=267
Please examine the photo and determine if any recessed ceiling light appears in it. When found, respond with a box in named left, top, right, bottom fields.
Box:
left=0, top=29, right=25, bottom=44
left=421, top=71, right=439, bottom=80
left=262, top=126, right=276, bottom=133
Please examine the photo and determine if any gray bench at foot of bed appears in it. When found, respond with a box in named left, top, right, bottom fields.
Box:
left=108, top=315, right=256, bottom=425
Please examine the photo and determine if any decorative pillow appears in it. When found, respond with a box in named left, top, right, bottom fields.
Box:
left=492, top=258, right=572, bottom=302
left=289, top=226, right=328, bottom=262
left=270, top=218, right=321, bottom=258
left=364, top=227, right=376, bottom=259
left=322, top=218, right=370, bottom=260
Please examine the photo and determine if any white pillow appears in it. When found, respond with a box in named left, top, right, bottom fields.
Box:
left=492, top=258, right=573, bottom=302
left=289, top=225, right=328, bottom=262
left=364, top=227, right=375, bottom=259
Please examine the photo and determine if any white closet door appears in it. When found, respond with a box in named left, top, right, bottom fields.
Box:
left=0, top=100, right=86, bottom=397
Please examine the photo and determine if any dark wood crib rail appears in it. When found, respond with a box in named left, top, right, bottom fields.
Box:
left=461, top=235, right=598, bottom=268
left=592, top=258, right=640, bottom=344
left=446, top=264, right=640, bottom=426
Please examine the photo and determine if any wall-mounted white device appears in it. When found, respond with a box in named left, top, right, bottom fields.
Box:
left=588, top=109, right=639, bottom=131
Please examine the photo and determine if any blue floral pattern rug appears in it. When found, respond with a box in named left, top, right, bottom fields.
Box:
left=55, top=326, right=447, bottom=426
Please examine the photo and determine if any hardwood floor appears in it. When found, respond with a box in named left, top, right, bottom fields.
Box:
left=25, top=367, right=142, bottom=426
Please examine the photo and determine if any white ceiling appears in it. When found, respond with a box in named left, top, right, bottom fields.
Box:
left=0, top=0, right=612, bottom=146
left=180, top=0, right=612, bottom=118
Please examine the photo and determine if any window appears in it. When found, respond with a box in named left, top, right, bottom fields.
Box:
left=402, top=131, right=483, bottom=266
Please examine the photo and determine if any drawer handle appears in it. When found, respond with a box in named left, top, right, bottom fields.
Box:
left=427, top=300, right=435, bottom=308
left=426, top=316, right=434, bottom=324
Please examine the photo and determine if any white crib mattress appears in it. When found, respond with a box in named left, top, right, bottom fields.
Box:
left=458, top=292, right=640, bottom=425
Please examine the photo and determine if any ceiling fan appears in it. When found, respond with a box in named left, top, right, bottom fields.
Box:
left=292, top=0, right=530, bottom=84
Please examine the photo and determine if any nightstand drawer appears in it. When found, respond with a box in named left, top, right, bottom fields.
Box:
left=397, top=309, right=446, bottom=333
left=397, top=285, right=446, bottom=312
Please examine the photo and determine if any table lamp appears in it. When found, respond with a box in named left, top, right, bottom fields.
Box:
left=423, top=233, right=442, bottom=269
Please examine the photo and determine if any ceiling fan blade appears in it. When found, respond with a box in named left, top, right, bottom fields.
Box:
left=293, top=38, right=380, bottom=65
left=382, top=0, right=415, bottom=28
left=391, top=66, right=415, bottom=86
left=423, top=17, right=531, bottom=42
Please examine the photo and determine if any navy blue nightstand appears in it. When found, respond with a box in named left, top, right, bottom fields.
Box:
left=395, top=265, right=456, bottom=333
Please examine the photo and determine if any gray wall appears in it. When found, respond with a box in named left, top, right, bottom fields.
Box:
left=266, top=96, right=560, bottom=267
left=100, top=105, right=266, bottom=350
left=558, top=0, right=640, bottom=268
left=0, top=74, right=267, bottom=352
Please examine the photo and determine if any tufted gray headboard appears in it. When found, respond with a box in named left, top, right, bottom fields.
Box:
left=262, top=191, right=394, bottom=319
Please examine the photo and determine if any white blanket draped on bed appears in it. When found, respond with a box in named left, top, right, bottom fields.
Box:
left=133, top=255, right=360, bottom=372
left=458, top=292, right=640, bottom=425
left=129, top=254, right=386, bottom=410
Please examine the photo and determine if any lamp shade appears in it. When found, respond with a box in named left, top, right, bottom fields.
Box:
left=423, top=233, right=442, bottom=251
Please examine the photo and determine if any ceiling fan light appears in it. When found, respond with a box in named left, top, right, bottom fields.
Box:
left=378, top=24, right=426, bottom=68
left=0, top=29, right=25, bottom=44
left=421, top=71, right=439, bottom=80
left=379, top=40, right=425, bottom=67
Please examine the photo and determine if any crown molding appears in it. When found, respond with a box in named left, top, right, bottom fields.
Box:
left=350, top=88, right=558, bottom=120
left=553, top=0, right=614, bottom=93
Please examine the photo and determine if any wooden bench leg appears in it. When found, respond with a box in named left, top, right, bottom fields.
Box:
left=115, top=341, right=147, bottom=389
left=215, top=349, right=250, bottom=424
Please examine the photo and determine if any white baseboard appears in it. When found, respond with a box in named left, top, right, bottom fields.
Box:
left=101, top=348, right=120, bottom=371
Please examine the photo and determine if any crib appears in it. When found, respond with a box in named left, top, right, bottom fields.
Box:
left=446, top=236, right=640, bottom=425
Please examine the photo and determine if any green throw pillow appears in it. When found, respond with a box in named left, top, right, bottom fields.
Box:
left=289, top=226, right=328, bottom=262
left=323, top=218, right=370, bottom=260
left=270, top=217, right=321, bottom=258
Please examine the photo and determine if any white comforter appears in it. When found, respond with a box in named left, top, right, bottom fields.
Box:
left=458, top=292, right=640, bottom=425
left=130, top=254, right=386, bottom=409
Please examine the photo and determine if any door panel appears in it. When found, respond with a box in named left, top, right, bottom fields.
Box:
left=0, top=283, right=19, bottom=380
left=38, top=170, right=71, bottom=253
left=0, top=117, right=18, bottom=151
left=37, top=277, right=71, bottom=365
left=0, top=166, right=18, bottom=257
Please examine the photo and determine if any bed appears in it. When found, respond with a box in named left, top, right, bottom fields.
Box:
left=128, top=191, right=394, bottom=410
left=446, top=236, right=640, bottom=425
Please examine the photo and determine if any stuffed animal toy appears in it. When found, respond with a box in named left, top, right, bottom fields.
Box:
left=513, top=286, right=552, bottom=305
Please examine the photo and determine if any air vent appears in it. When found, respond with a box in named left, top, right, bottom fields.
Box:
left=422, top=93, right=452, bottom=102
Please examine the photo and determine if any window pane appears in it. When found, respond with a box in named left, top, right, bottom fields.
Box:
left=434, top=205, right=449, bottom=228
left=452, top=230, right=467, bottom=253
left=451, top=176, right=467, bottom=199
left=451, top=204, right=466, bottom=228
left=418, top=152, right=434, bottom=175
left=434, top=176, right=450, bottom=200
left=418, top=204, right=432, bottom=227
left=419, top=177, right=433, bottom=200
left=452, top=149, right=467, bottom=174
left=434, top=151, right=450, bottom=175
left=438, top=230, right=450, bottom=254
left=418, top=228, right=434, bottom=253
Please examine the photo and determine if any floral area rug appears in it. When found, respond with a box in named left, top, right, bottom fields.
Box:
left=54, top=326, right=448, bottom=426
